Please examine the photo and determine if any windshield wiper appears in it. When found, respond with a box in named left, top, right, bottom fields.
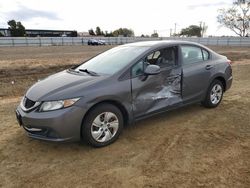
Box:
left=68, top=68, right=79, bottom=73
left=79, top=69, right=99, bottom=76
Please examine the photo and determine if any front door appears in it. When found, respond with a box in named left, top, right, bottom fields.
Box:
left=131, top=46, right=182, bottom=118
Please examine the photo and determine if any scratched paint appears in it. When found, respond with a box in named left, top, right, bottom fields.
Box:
left=132, top=71, right=182, bottom=117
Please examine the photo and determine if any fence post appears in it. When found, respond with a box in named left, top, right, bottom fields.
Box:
left=12, top=37, right=14, bottom=46
left=39, top=37, right=41, bottom=46
left=25, top=37, right=28, bottom=46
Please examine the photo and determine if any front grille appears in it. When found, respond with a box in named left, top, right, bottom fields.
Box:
left=24, top=97, right=36, bottom=109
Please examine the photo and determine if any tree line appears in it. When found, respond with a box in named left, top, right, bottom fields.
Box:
left=88, top=27, right=135, bottom=37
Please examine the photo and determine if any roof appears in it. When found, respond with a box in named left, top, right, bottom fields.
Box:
left=122, top=40, right=212, bottom=52
left=123, top=40, right=204, bottom=48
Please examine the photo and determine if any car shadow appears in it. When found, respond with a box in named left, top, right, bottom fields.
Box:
left=126, top=103, right=205, bottom=129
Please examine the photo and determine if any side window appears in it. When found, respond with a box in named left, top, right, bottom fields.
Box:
left=181, top=46, right=203, bottom=65
left=146, top=47, right=177, bottom=68
left=146, top=51, right=160, bottom=64
left=147, top=53, right=154, bottom=60
left=131, top=60, right=144, bottom=77
left=153, top=51, right=160, bottom=59
left=202, top=49, right=209, bottom=61
left=157, top=47, right=177, bottom=67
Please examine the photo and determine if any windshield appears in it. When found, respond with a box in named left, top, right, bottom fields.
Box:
left=75, top=46, right=149, bottom=75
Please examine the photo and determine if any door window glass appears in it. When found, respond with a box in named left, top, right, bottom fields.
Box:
left=131, top=60, right=144, bottom=77
left=146, top=47, right=177, bottom=67
left=181, top=46, right=203, bottom=64
left=153, top=51, right=161, bottom=59
left=147, top=53, right=154, bottom=60
left=202, top=49, right=210, bottom=61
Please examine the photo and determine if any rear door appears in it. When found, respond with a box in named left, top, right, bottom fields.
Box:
left=181, top=45, right=214, bottom=103
left=131, top=46, right=182, bottom=118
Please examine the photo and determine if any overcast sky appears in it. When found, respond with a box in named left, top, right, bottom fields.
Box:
left=0, top=0, right=235, bottom=36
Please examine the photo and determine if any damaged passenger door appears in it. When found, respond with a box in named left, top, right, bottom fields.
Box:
left=131, top=46, right=182, bottom=118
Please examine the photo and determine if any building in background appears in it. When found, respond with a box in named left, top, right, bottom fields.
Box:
left=78, top=32, right=91, bottom=37
left=0, top=28, right=77, bottom=37
left=0, top=28, right=11, bottom=36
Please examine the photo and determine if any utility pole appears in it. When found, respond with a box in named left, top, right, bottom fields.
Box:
left=199, top=21, right=207, bottom=37
left=199, top=21, right=203, bottom=37
left=174, top=23, right=177, bottom=35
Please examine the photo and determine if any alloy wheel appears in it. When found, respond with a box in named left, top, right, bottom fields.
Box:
left=91, top=112, right=119, bottom=142
left=210, top=84, right=223, bottom=105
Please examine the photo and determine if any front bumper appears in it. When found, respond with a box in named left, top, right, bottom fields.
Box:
left=16, top=105, right=86, bottom=142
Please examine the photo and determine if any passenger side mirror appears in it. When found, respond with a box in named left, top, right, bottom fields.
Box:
left=144, top=64, right=161, bottom=75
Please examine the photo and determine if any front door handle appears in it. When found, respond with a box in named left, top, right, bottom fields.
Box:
left=205, top=65, right=213, bottom=70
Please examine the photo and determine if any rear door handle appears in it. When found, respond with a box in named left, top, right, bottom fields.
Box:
left=205, top=65, right=213, bottom=70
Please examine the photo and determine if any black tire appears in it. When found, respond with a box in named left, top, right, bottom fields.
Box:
left=81, top=103, right=124, bottom=147
left=202, top=79, right=224, bottom=108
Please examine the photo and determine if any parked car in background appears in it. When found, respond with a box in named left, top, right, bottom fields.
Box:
left=16, top=41, right=232, bottom=147
left=98, top=40, right=106, bottom=45
left=88, top=39, right=98, bottom=45
left=88, top=39, right=106, bottom=45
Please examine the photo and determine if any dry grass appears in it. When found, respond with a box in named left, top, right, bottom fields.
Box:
left=0, top=45, right=250, bottom=187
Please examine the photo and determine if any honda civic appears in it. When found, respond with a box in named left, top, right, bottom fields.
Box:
left=16, top=41, right=233, bottom=147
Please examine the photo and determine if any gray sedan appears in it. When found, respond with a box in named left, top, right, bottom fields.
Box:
left=16, top=41, right=233, bottom=147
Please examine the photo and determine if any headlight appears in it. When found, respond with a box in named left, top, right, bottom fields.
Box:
left=39, top=98, right=80, bottom=112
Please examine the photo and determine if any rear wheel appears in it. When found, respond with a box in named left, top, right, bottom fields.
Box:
left=202, top=80, right=224, bottom=108
left=82, top=103, right=123, bottom=147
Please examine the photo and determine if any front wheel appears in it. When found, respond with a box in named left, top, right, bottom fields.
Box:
left=202, top=80, right=224, bottom=108
left=81, top=103, right=123, bottom=147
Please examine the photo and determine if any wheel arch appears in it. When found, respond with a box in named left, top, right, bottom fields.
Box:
left=214, top=76, right=226, bottom=91
left=209, top=74, right=226, bottom=91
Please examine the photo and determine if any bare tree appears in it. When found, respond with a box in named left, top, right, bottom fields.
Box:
left=217, top=0, right=250, bottom=37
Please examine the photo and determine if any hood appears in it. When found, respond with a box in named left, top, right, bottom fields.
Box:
left=25, top=70, right=106, bottom=101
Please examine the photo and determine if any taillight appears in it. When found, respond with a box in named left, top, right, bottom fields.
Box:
left=227, top=59, right=232, bottom=75
left=227, top=59, right=232, bottom=65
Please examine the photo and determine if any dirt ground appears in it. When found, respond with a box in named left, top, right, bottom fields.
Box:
left=0, top=45, right=250, bottom=188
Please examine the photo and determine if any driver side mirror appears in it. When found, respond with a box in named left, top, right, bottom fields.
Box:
left=144, top=64, right=161, bottom=75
